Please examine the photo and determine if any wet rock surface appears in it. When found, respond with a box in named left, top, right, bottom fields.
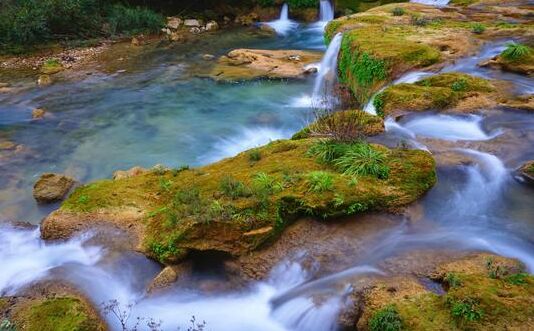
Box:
left=32, top=173, right=75, bottom=204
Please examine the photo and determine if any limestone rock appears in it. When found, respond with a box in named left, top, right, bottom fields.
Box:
left=112, top=166, right=149, bottom=180
left=205, top=21, right=219, bottom=31
left=206, top=49, right=323, bottom=81
left=167, top=17, right=182, bottom=30
left=147, top=266, right=179, bottom=292
left=33, top=173, right=75, bottom=204
left=31, top=108, right=46, bottom=120
left=184, top=19, right=201, bottom=27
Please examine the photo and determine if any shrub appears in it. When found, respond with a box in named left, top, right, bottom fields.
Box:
left=334, top=143, right=390, bottom=179
left=369, top=305, right=403, bottom=331
left=500, top=42, right=532, bottom=61
left=220, top=176, right=251, bottom=199
left=392, top=7, right=405, bottom=16
left=470, top=23, right=486, bottom=34
left=449, top=298, right=483, bottom=322
left=306, top=171, right=334, bottom=193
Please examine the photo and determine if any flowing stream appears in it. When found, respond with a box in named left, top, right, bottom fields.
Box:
left=1, top=3, right=534, bottom=330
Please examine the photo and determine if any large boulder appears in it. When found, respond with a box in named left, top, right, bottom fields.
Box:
left=205, top=49, right=322, bottom=81
left=33, top=173, right=75, bottom=204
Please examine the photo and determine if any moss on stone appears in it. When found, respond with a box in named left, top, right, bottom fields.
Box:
left=60, top=138, right=435, bottom=263
left=41, top=59, right=63, bottom=75
left=375, top=73, right=496, bottom=115
left=13, top=297, right=104, bottom=331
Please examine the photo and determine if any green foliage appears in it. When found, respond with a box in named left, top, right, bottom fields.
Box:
left=411, top=15, right=429, bottom=27
left=248, top=149, right=262, bottom=162
left=451, top=78, right=468, bottom=92
left=373, top=92, right=385, bottom=118
left=369, top=305, right=403, bottom=331
left=0, top=0, right=163, bottom=52
left=446, top=273, right=462, bottom=288
left=307, top=139, right=350, bottom=163
left=334, top=143, right=389, bottom=179
left=257, top=0, right=275, bottom=7
left=220, top=176, right=251, bottom=199
left=392, top=7, right=405, bottom=16
left=252, top=172, right=283, bottom=195
left=470, top=23, right=485, bottom=34
left=501, top=42, right=532, bottom=61
left=159, top=178, right=172, bottom=193
left=286, top=0, right=318, bottom=9
left=106, top=3, right=164, bottom=35
left=449, top=298, right=483, bottom=322
left=306, top=171, right=334, bottom=193
left=0, top=319, right=15, bottom=331
left=505, top=273, right=528, bottom=285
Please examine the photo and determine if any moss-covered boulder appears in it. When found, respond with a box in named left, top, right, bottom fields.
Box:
left=480, top=42, right=534, bottom=76
left=325, top=1, right=533, bottom=106
left=358, top=254, right=534, bottom=330
left=373, top=73, right=502, bottom=116
left=42, top=138, right=436, bottom=264
left=516, top=160, right=534, bottom=186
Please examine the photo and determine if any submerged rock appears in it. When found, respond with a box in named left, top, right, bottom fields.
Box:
left=33, top=173, right=75, bottom=204
left=37, top=74, right=52, bottom=86
left=205, top=49, right=322, bottom=81
left=31, top=108, right=46, bottom=120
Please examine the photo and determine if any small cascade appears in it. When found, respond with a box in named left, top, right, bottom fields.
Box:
left=364, top=71, right=432, bottom=115
left=267, top=3, right=298, bottom=35
left=311, top=32, right=343, bottom=108
left=319, top=0, right=334, bottom=22
left=410, top=0, right=450, bottom=6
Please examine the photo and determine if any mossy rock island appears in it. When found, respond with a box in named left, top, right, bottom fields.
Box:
left=373, top=73, right=507, bottom=117
left=42, top=137, right=436, bottom=264
left=325, top=1, right=533, bottom=106
left=358, top=254, right=534, bottom=330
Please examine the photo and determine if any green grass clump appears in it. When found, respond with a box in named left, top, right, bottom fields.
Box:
left=248, top=149, right=262, bottom=162
left=449, top=298, right=484, bottom=322
left=446, top=273, right=462, bottom=288
left=369, top=305, right=403, bottom=331
left=392, top=7, right=405, bottom=16
left=470, top=23, right=486, bottom=34
left=500, top=43, right=532, bottom=61
left=220, top=176, right=251, bottom=199
left=306, top=171, right=334, bottom=192
left=14, top=297, right=102, bottom=331
left=334, top=143, right=389, bottom=179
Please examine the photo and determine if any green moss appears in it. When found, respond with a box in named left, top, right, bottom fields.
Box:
left=377, top=73, right=496, bottom=115
left=450, top=0, right=479, bottom=6
left=41, top=59, right=63, bottom=74
left=14, top=298, right=102, bottom=331
left=61, top=138, right=436, bottom=263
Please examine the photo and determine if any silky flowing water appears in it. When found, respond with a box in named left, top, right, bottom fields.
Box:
left=1, top=2, right=534, bottom=330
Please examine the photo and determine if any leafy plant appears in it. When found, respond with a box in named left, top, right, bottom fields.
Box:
left=470, top=23, right=486, bottom=34
left=220, top=176, right=251, bottom=199
left=449, top=298, right=483, bottom=322
left=392, top=7, right=405, bottom=16
left=306, top=171, right=334, bottom=193
left=369, top=305, right=403, bottom=331
left=501, top=42, right=532, bottom=61
left=334, top=143, right=389, bottom=179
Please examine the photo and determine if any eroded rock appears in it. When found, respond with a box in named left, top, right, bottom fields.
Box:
left=33, top=173, right=75, bottom=204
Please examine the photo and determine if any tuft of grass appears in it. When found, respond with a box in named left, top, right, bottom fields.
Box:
left=449, top=298, right=483, bottom=322
left=307, top=139, right=350, bottom=164
left=369, top=305, right=403, bottom=331
left=306, top=171, right=334, bottom=193
left=219, top=176, right=251, bottom=199
left=392, top=7, right=405, bottom=16
left=451, top=78, right=468, bottom=92
left=505, top=273, right=528, bottom=285
left=334, top=143, right=390, bottom=179
left=470, top=23, right=486, bottom=34
left=252, top=172, right=283, bottom=195
left=446, top=273, right=462, bottom=288
left=248, top=149, right=262, bottom=162
left=501, top=43, right=532, bottom=61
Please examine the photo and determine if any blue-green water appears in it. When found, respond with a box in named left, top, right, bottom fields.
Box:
left=0, top=26, right=325, bottom=222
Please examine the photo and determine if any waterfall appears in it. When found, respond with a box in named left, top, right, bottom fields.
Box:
left=319, top=0, right=334, bottom=22
left=311, top=32, right=343, bottom=108
left=267, top=3, right=298, bottom=35
left=410, top=0, right=451, bottom=7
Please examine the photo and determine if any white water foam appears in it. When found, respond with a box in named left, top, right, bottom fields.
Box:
left=267, top=3, right=299, bottom=35
left=400, top=114, right=502, bottom=141
left=410, top=0, right=450, bottom=7
left=0, top=226, right=102, bottom=296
